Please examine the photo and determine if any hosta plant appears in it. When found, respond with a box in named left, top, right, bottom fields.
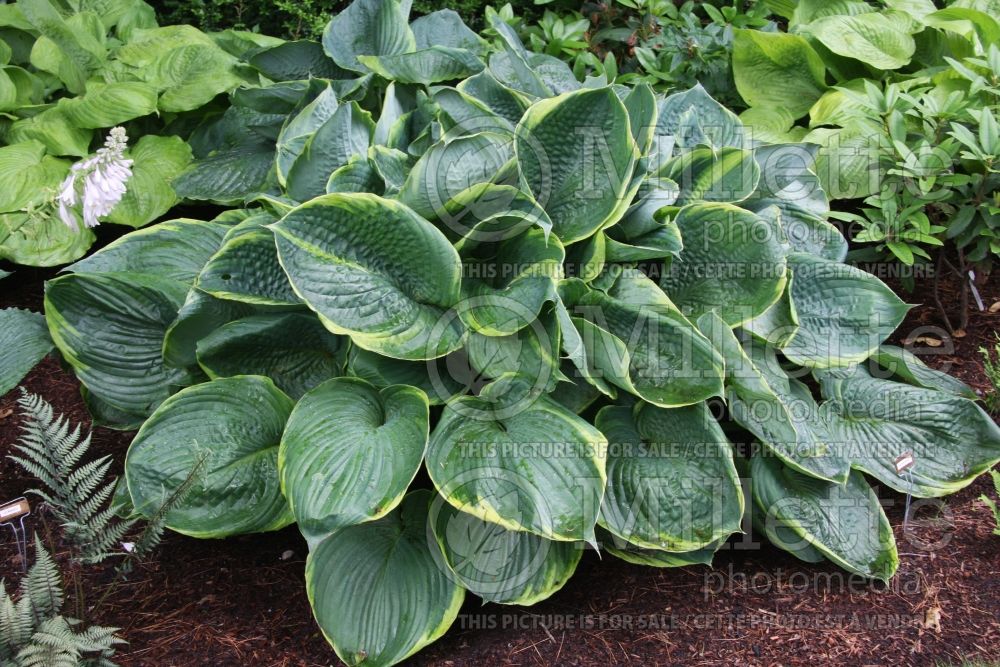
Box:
left=36, top=2, right=1000, bottom=665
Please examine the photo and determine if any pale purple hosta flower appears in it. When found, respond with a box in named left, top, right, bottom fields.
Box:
left=57, top=126, right=133, bottom=230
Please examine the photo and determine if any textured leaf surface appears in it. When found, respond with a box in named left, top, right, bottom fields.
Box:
left=732, top=29, right=826, bottom=119
left=126, top=375, right=295, bottom=537
left=0, top=308, right=52, bottom=396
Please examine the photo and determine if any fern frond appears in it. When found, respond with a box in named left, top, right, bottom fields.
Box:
left=22, top=538, right=63, bottom=625
left=16, top=617, right=82, bottom=667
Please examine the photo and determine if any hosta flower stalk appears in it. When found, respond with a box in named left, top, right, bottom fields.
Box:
left=58, top=127, right=133, bottom=231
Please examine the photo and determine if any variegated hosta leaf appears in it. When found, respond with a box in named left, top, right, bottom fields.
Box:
left=457, top=226, right=563, bottom=336
left=286, top=101, right=374, bottom=202
left=125, top=375, right=295, bottom=537
left=321, top=0, right=415, bottom=73
left=751, top=452, right=899, bottom=581
left=162, top=289, right=255, bottom=370
left=465, top=309, right=564, bottom=393
left=697, top=312, right=848, bottom=483
left=515, top=87, right=638, bottom=244
left=306, top=491, right=464, bottom=667
left=743, top=277, right=800, bottom=348
left=598, top=402, right=744, bottom=551
left=781, top=252, right=910, bottom=367
left=280, top=377, right=428, bottom=544
left=0, top=308, right=52, bottom=396
left=346, top=346, right=469, bottom=405
left=359, top=47, right=484, bottom=85
left=271, top=193, right=465, bottom=360
left=429, top=493, right=582, bottom=605
left=45, top=272, right=196, bottom=416
left=275, top=84, right=340, bottom=185
left=816, top=367, right=1000, bottom=498
left=659, top=202, right=787, bottom=326
left=868, top=345, right=977, bottom=399
left=575, top=270, right=725, bottom=407
left=598, top=528, right=722, bottom=568
left=654, top=83, right=747, bottom=155
left=661, top=146, right=760, bottom=205
left=196, top=313, right=346, bottom=398
left=397, top=133, right=514, bottom=221
left=67, top=218, right=229, bottom=285
left=427, top=382, right=607, bottom=543
left=198, top=216, right=301, bottom=307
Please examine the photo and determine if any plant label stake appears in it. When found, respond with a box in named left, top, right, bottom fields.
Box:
left=969, top=270, right=985, bottom=311
left=894, top=452, right=916, bottom=531
left=0, top=497, right=31, bottom=572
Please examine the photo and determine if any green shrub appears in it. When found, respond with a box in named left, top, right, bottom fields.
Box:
left=25, top=2, right=1000, bottom=665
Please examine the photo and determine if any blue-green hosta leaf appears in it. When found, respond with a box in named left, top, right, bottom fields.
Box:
left=457, top=227, right=563, bottom=336
left=743, top=277, right=800, bottom=348
left=576, top=270, right=724, bottom=407
left=458, top=70, right=529, bottom=125
left=515, top=87, right=638, bottom=244
left=56, top=82, right=158, bottom=128
left=744, top=143, right=847, bottom=262
left=280, top=377, right=427, bottom=544
left=326, top=156, right=383, bottom=194
left=622, top=83, right=657, bottom=157
left=272, top=193, right=464, bottom=360
left=660, top=203, right=787, bottom=325
left=433, top=88, right=515, bottom=139
left=125, top=375, right=295, bottom=537
left=802, top=13, right=916, bottom=70
left=411, top=9, right=483, bottom=52
left=321, top=0, right=415, bottom=73
left=198, top=217, right=300, bottom=307
left=248, top=40, right=349, bottom=81
left=697, top=312, right=848, bottom=483
left=0, top=141, right=68, bottom=212
left=655, top=83, right=746, bottom=154
left=276, top=84, right=340, bottom=186
left=106, top=135, right=193, bottom=228
left=162, top=289, right=255, bottom=370
left=427, top=386, right=607, bottom=543
left=429, top=494, right=582, bottom=605
left=597, top=402, right=743, bottom=552
left=359, top=47, right=484, bottom=86
left=599, top=527, right=720, bottom=568
left=67, top=218, right=228, bottom=284
left=0, top=308, right=52, bottom=396
left=732, top=29, right=826, bottom=120
left=286, top=102, right=374, bottom=202
left=306, top=490, right=463, bottom=667
left=45, top=272, right=196, bottom=416
left=750, top=453, right=898, bottom=581
left=0, top=212, right=95, bottom=267
left=782, top=253, right=909, bottom=368
left=868, top=346, right=977, bottom=399
left=346, top=346, right=468, bottom=406
left=197, top=313, right=346, bottom=399
left=435, top=183, right=552, bottom=246
left=816, top=367, right=1000, bottom=498
left=397, top=133, right=514, bottom=221
left=465, top=311, right=564, bottom=394
left=661, top=146, right=760, bottom=205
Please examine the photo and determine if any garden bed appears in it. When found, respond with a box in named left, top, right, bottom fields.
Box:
left=2, top=264, right=998, bottom=667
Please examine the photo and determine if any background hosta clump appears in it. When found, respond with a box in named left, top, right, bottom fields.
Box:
left=30, top=1, right=1000, bottom=665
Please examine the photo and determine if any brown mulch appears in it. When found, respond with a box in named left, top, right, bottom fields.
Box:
left=1, top=263, right=999, bottom=667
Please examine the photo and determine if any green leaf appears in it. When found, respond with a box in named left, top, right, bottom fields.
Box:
left=45, top=272, right=196, bottom=416
left=358, top=47, right=485, bottom=85
left=782, top=253, right=909, bottom=367
left=816, top=367, right=1000, bottom=497
left=576, top=270, right=725, bottom=407
left=411, top=9, right=483, bottom=52
left=597, top=402, right=743, bottom=552
left=19, top=0, right=104, bottom=93
left=125, top=375, right=295, bottom=537
left=751, top=453, right=898, bottom=581
left=249, top=40, right=349, bottom=81
left=515, top=87, right=637, bottom=244
left=197, top=313, right=346, bottom=399
left=106, top=136, right=194, bottom=228
left=869, top=346, right=978, bottom=399
left=0, top=211, right=95, bottom=267
left=68, top=218, right=228, bottom=284
left=286, top=102, right=374, bottom=202
left=0, top=141, right=68, bottom=212
left=0, top=308, right=52, bottom=396
left=661, top=146, right=760, bottom=205
left=732, top=29, right=827, bottom=120
left=57, top=82, right=158, bottom=128
left=162, top=289, right=255, bottom=370
left=7, top=109, right=91, bottom=157
left=655, top=84, right=746, bottom=152
left=346, top=346, right=467, bottom=405
left=197, top=217, right=301, bottom=307
left=599, top=528, right=720, bottom=568
left=321, top=0, right=415, bottom=73
left=306, top=490, right=464, bottom=667
left=430, top=494, right=582, bottom=605
left=427, top=387, right=607, bottom=543
left=271, top=193, right=464, bottom=360
left=802, top=13, right=916, bottom=70
left=659, top=203, right=787, bottom=326
left=279, top=377, right=427, bottom=543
